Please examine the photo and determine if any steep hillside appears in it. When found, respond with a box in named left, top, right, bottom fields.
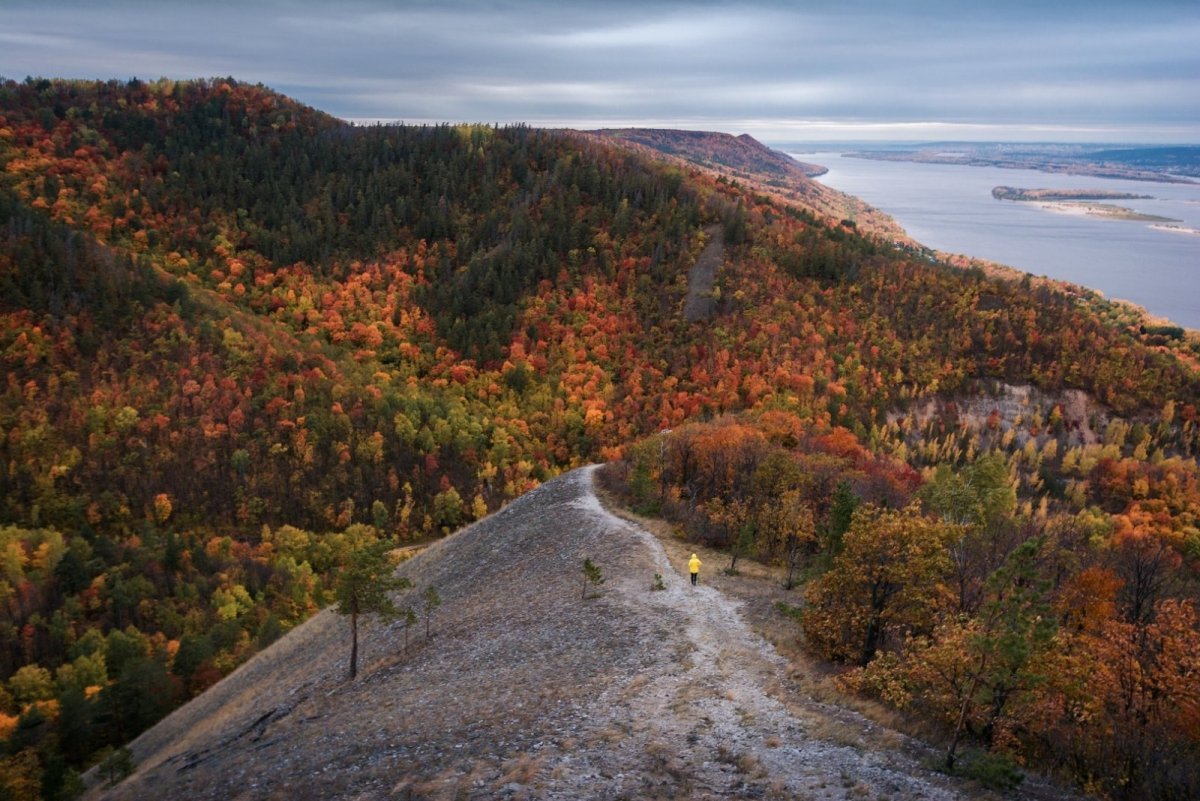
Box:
left=93, top=467, right=1075, bottom=800
left=0, top=78, right=732, bottom=547
left=589, top=127, right=909, bottom=241
left=593, top=128, right=827, bottom=179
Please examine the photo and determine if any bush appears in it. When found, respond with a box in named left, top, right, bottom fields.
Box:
left=581, top=558, right=605, bottom=600
left=97, top=745, right=134, bottom=788
left=952, top=749, right=1024, bottom=792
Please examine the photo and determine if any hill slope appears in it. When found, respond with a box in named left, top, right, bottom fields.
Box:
left=99, top=466, right=1000, bottom=800
left=589, top=128, right=909, bottom=240
left=3, top=79, right=1198, bottom=799
left=592, top=128, right=827, bottom=179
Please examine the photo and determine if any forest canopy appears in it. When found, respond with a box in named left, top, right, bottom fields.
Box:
left=1, top=77, right=1197, bottom=799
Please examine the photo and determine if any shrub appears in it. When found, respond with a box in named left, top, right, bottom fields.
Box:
left=951, top=749, right=1024, bottom=792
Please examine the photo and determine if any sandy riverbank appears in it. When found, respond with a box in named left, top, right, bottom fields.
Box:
left=1150, top=223, right=1200, bottom=236
left=1036, top=200, right=1179, bottom=223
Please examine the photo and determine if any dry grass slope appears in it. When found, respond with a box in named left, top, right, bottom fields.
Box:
left=94, top=467, right=1079, bottom=800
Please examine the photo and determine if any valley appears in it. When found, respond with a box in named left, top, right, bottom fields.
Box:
left=805, top=150, right=1200, bottom=329
left=0, top=78, right=1197, bottom=801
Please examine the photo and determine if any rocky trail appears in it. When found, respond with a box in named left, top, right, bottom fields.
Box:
left=536, top=472, right=961, bottom=801
left=96, top=467, right=1073, bottom=800
left=683, top=225, right=724, bottom=323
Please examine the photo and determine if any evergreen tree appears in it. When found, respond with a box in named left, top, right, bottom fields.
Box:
left=940, top=535, right=1057, bottom=770
left=333, top=538, right=411, bottom=679
left=402, top=607, right=417, bottom=652
left=822, top=481, right=859, bottom=559
left=581, top=558, right=605, bottom=600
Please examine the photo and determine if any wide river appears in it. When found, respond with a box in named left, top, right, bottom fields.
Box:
left=794, top=151, right=1200, bottom=330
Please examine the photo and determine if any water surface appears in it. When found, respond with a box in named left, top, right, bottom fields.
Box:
left=797, top=151, right=1200, bottom=329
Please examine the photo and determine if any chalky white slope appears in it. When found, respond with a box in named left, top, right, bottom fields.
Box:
left=100, top=466, right=992, bottom=800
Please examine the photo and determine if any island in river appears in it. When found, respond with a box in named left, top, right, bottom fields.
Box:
left=992, top=186, right=1181, bottom=222
left=1033, top=202, right=1180, bottom=223
left=991, top=186, right=1152, bottom=202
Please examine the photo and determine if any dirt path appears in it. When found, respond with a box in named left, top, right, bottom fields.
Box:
left=684, top=225, right=724, bottom=323
left=544, top=467, right=963, bottom=800
left=99, top=466, right=1074, bottom=800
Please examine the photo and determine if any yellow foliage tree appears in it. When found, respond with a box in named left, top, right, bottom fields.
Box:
left=803, top=504, right=958, bottom=665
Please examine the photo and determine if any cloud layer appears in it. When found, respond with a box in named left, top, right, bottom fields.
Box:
left=3, top=0, right=1197, bottom=142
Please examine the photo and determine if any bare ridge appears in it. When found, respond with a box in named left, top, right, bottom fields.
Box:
left=96, top=467, right=979, bottom=800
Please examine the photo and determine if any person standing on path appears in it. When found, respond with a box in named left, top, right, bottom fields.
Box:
left=688, top=553, right=702, bottom=586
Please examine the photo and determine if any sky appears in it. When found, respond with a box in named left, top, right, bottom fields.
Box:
left=2, top=0, right=1198, bottom=143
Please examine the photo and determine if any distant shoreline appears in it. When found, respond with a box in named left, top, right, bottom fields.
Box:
left=808, top=150, right=1200, bottom=331
left=846, top=150, right=1199, bottom=185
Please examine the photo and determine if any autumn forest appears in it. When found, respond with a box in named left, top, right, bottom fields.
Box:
left=1, top=78, right=1198, bottom=799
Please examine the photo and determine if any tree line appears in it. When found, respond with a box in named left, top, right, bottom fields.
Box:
left=613, top=411, right=1199, bottom=799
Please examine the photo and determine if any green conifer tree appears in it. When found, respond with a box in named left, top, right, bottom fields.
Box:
left=334, top=539, right=411, bottom=679
left=582, top=557, right=605, bottom=600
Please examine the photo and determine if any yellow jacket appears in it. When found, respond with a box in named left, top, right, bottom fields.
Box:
left=688, top=554, right=702, bottom=574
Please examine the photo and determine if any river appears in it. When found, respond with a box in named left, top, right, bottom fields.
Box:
left=793, top=151, right=1200, bottom=330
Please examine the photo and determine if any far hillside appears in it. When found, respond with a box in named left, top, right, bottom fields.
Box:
left=1090, top=145, right=1200, bottom=178
left=589, top=127, right=910, bottom=240
left=593, top=127, right=828, bottom=179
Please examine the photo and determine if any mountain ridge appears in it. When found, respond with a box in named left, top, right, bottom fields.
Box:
left=590, top=127, right=828, bottom=179
left=587, top=127, right=911, bottom=241
left=2, top=78, right=1197, bottom=800
left=93, top=467, right=1078, bottom=800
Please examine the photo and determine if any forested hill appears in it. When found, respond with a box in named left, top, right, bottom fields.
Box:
left=1, top=77, right=1198, bottom=797
left=592, top=127, right=827, bottom=179
left=586, top=127, right=913, bottom=239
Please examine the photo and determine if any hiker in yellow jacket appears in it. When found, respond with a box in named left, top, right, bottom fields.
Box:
left=688, top=553, right=702, bottom=586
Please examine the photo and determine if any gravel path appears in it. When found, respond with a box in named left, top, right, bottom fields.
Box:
left=546, top=469, right=962, bottom=801
left=683, top=225, right=724, bottom=323
left=98, top=466, right=982, bottom=800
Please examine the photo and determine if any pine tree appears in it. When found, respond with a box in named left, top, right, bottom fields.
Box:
left=402, top=606, right=417, bottom=651
left=942, top=535, right=1057, bottom=770
left=582, top=557, right=605, bottom=600
left=334, top=538, right=411, bottom=679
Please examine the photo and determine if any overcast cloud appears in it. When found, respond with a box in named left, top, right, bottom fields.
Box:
left=2, top=0, right=1197, bottom=142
